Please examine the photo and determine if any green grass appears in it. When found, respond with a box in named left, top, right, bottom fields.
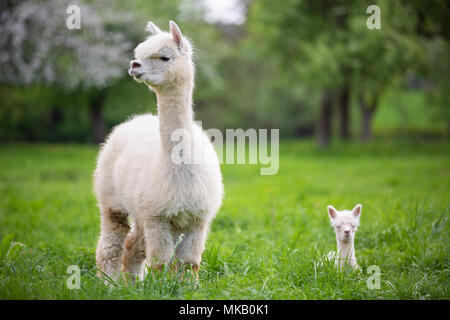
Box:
left=0, top=139, right=449, bottom=299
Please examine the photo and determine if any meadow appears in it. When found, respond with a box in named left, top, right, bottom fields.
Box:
left=0, top=139, right=448, bottom=299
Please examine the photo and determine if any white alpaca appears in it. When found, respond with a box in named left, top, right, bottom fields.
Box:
left=94, top=21, right=223, bottom=281
left=327, top=204, right=362, bottom=270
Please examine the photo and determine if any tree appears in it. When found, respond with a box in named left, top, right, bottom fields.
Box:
left=338, top=83, right=350, bottom=140
left=347, top=1, right=427, bottom=140
left=248, top=0, right=436, bottom=143
left=248, top=0, right=361, bottom=147
left=0, top=0, right=135, bottom=143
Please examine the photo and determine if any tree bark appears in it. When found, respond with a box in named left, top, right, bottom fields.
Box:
left=316, top=91, right=333, bottom=147
left=48, top=107, right=63, bottom=142
left=360, top=106, right=373, bottom=141
left=89, top=89, right=107, bottom=144
left=338, top=84, right=350, bottom=140
left=358, top=94, right=378, bottom=141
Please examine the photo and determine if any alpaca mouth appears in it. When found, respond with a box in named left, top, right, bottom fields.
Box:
left=129, top=69, right=143, bottom=79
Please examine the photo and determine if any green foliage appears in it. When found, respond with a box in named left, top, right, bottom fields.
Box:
left=249, top=0, right=427, bottom=93
left=373, top=89, right=449, bottom=136
left=0, top=86, right=92, bottom=142
left=248, top=0, right=448, bottom=140
left=0, top=141, right=448, bottom=299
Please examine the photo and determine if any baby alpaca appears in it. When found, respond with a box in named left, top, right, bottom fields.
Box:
left=94, top=21, right=223, bottom=281
left=327, top=204, right=362, bottom=270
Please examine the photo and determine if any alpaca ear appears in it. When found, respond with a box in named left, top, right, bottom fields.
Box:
left=146, top=21, right=162, bottom=35
left=352, top=204, right=362, bottom=218
left=169, top=20, right=184, bottom=52
left=327, top=205, right=337, bottom=220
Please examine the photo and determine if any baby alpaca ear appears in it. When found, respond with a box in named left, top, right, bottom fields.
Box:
left=169, top=20, right=184, bottom=52
left=327, top=205, right=337, bottom=220
left=146, top=21, right=162, bottom=35
left=352, top=204, right=362, bottom=218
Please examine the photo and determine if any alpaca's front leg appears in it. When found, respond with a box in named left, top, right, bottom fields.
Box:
left=139, top=218, right=175, bottom=280
left=175, top=223, right=209, bottom=275
left=96, top=208, right=130, bottom=280
left=121, top=223, right=146, bottom=281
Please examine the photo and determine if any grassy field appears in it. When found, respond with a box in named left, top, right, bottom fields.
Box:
left=0, top=139, right=449, bottom=299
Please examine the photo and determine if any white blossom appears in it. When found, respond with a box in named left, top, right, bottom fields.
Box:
left=0, top=0, right=134, bottom=90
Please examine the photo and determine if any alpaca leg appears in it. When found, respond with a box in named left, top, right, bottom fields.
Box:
left=121, top=223, right=146, bottom=280
left=96, top=207, right=130, bottom=280
left=139, top=219, right=175, bottom=280
left=175, top=223, right=209, bottom=274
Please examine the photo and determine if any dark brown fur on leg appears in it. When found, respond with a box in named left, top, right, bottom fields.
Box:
left=121, top=224, right=145, bottom=284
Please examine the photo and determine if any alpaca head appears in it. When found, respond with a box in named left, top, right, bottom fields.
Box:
left=327, top=204, right=362, bottom=243
left=129, top=21, right=194, bottom=90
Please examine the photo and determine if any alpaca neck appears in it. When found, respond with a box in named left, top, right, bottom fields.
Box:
left=155, top=84, right=194, bottom=155
left=336, top=237, right=356, bottom=266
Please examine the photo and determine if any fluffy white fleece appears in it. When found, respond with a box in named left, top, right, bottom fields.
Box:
left=94, top=21, right=223, bottom=280
left=327, top=204, right=362, bottom=270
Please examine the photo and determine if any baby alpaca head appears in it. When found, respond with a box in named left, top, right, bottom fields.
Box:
left=327, top=204, right=362, bottom=243
left=129, top=21, right=194, bottom=90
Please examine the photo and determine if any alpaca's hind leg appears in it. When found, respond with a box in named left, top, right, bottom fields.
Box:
left=139, top=218, right=175, bottom=280
left=121, top=223, right=146, bottom=280
left=96, top=207, right=130, bottom=280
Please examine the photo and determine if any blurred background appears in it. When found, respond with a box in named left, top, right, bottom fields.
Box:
left=0, top=0, right=448, bottom=147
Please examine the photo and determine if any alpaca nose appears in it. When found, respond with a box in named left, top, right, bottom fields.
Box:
left=344, top=230, right=350, bottom=235
left=130, top=60, right=141, bottom=69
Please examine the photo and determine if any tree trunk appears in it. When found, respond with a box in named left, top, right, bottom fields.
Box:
left=358, top=94, right=378, bottom=141
left=316, top=91, right=333, bottom=147
left=360, top=107, right=373, bottom=141
left=89, top=89, right=107, bottom=144
left=338, top=85, right=350, bottom=140
left=48, top=107, right=63, bottom=142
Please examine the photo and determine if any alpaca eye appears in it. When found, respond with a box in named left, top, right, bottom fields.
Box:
left=160, top=56, right=170, bottom=62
